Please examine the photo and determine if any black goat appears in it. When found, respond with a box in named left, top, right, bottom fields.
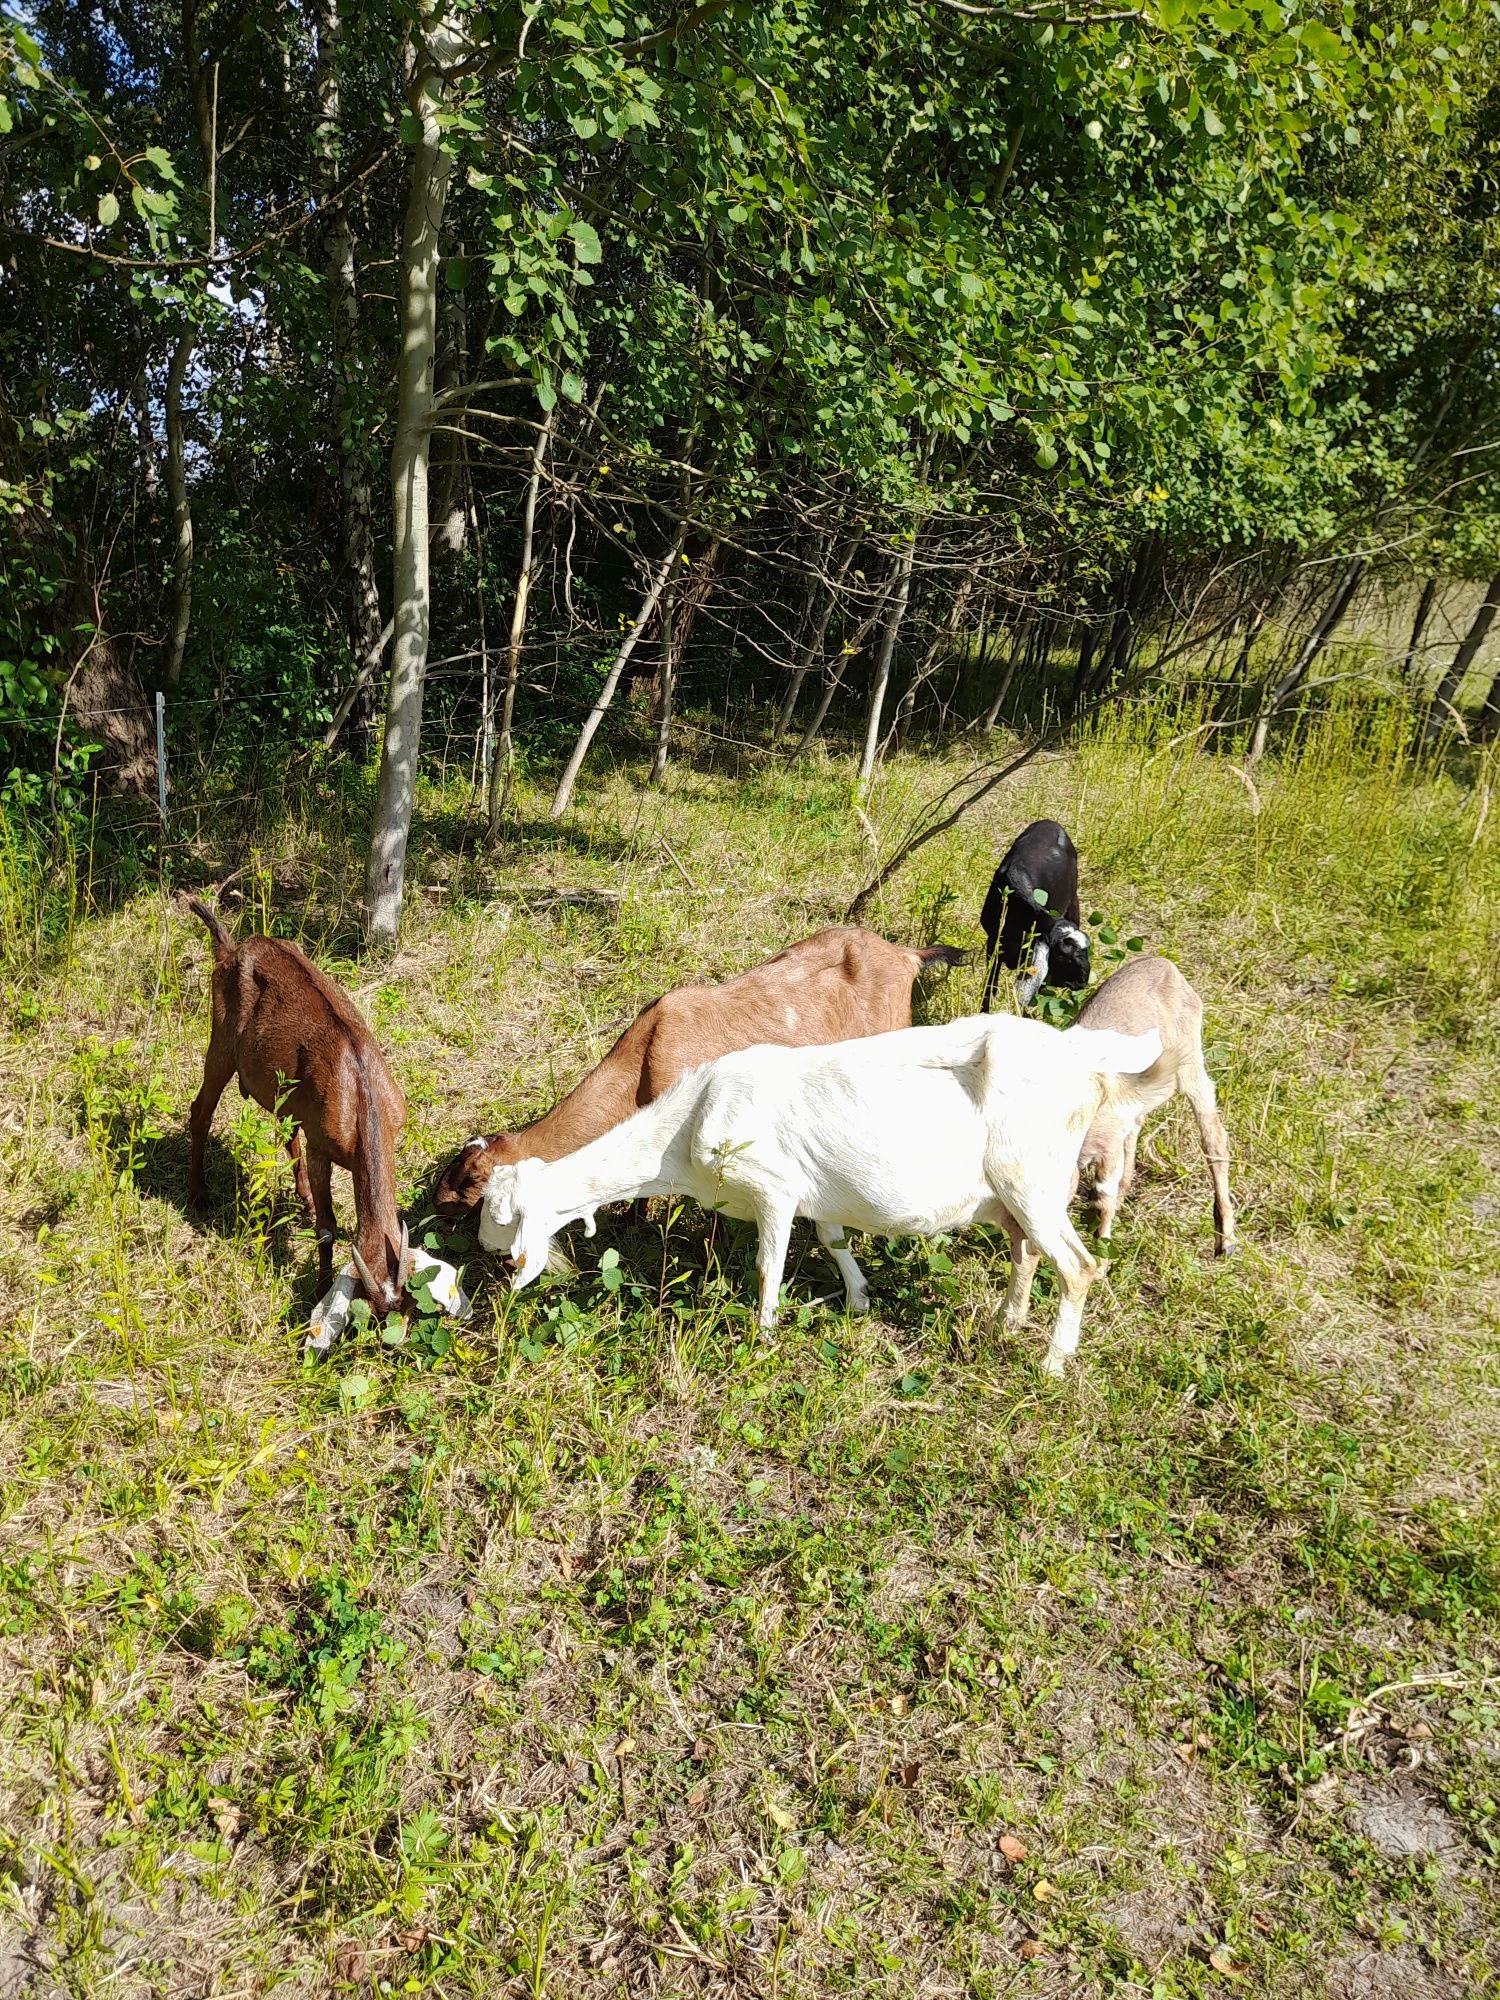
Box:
left=980, top=819, right=1091, bottom=1009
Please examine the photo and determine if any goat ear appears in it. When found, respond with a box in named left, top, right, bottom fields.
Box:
left=1016, top=939, right=1049, bottom=1009
left=350, top=1242, right=379, bottom=1300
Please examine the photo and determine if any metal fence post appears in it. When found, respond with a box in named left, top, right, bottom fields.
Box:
left=155, top=690, right=168, bottom=840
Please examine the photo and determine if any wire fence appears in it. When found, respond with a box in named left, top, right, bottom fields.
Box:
left=62, top=646, right=795, bottom=851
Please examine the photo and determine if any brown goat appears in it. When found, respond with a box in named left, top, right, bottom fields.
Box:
left=434, top=926, right=964, bottom=1219
left=184, top=898, right=412, bottom=1309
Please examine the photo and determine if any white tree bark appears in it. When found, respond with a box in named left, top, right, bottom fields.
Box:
left=364, top=14, right=456, bottom=949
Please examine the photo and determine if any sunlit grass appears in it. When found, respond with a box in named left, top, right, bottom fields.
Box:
left=0, top=699, right=1496, bottom=1995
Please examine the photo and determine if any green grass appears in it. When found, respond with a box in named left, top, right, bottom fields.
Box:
left=1, top=695, right=1497, bottom=1997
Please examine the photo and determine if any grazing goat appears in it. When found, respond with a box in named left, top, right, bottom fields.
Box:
left=981, top=818, right=1090, bottom=1009
left=1071, top=955, right=1236, bottom=1255
left=184, top=897, right=412, bottom=1311
left=482, top=1013, right=1162, bottom=1376
left=434, top=927, right=964, bottom=1222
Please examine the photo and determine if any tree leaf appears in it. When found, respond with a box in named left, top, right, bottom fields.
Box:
left=97, top=190, right=119, bottom=227
left=568, top=219, right=602, bottom=264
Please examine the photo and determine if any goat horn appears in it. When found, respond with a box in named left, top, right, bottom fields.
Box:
left=1015, top=939, right=1049, bottom=1009
left=397, top=1219, right=413, bottom=1289
left=350, top=1242, right=380, bottom=1300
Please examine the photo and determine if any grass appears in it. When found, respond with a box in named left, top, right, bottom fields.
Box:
left=1, top=692, right=1497, bottom=1998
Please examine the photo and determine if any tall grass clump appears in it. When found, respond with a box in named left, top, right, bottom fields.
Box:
left=0, top=802, right=83, bottom=981
left=1062, top=689, right=1499, bottom=1037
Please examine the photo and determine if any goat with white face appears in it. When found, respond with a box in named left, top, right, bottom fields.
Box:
left=981, top=819, right=1091, bottom=1010
left=434, top=927, right=963, bottom=1225
left=482, top=1013, right=1162, bottom=1376
left=1072, top=954, right=1236, bottom=1254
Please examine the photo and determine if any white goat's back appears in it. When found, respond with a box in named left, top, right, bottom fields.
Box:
left=678, top=1013, right=1161, bottom=1238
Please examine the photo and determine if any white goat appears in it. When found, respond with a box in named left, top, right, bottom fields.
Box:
left=480, top=1013, right=1162, bottom=1375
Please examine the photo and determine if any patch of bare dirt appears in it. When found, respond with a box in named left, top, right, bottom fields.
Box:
left=1326, top=1941, right=1464, bottom=2000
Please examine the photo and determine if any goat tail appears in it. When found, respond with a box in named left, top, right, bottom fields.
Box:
left=183, top=894, right=235, bottom=964
left=1073, top=1026, right=1163, bottom=1116
left=913, top=942, right=967, bottom=970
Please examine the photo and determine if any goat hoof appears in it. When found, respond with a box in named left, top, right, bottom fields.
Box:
left=1040, top=1352, right=1068, bottom=1379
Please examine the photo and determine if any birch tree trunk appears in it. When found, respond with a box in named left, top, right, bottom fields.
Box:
left=1247, top=554, right=1366, bottom=764
left=856, top=538, right=916, bottom=790
left=486, top=401, right=555, bottom=839
left=549, top=524, right=688, bottom=819
left=1422, top=571, right=1500, bottom=746
left=316, top=0, right=383, bottom=749
left=364, top=18, right=455, bottom=949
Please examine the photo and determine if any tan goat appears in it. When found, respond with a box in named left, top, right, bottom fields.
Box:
left=433, top=926, right=963, bottom=1220
left=1071, top=954, right=1236, bottom=1254
left=185, top=898, right=413, bottom=1310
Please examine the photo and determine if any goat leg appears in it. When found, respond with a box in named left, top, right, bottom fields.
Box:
left=307, top=1150, right=337, bottom=1294
left=1181, top=1060, right=1237, bottom=1256
left=187, top=1040, right=236, bottom=1209
left=753, top=1203, right=795, bottom=1333
left=815, top=1220, right=870, bottom=1314
left=287, top=1127, right=317, bottom=1224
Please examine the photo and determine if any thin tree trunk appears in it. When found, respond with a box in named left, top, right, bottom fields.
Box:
left=649, top=537, right=718, bottom=786
left=882, top=569, right=973, bottom=761
left=162, top=330, right=195, bottom=689
left=857, top=540, right=917, bottom=789
left=487, top=402, right=555, bottom=838
left=794, top=572, right=897, bottom=756
left=1478, top=657, right=1500, bottom=742
left=982, top=611, right=1027, bottom=731
left=549, top=523, right=688, bottom=819
left=648, top=575, right=682, bottom=787
left=1247, top=554, right=1366, bottom=764
left=132, top=364, right=159, bottom=508
left=771, top=539, right=855, bottom=746
left=429, top=227, right=469, bottom=561
left=1401, top=576, right=1439, bottom=682
left=316, top=0, right=383, bottom=750
left=163, top=39, right=216, bottom=690
left=1422, top=571, right=1500, bottom=747
left=364, top=25, right=454, bottom=949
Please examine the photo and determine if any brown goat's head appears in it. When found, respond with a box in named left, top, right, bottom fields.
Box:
left=350, top=1220, right=415, bottom=1314
left=433, top=1134, right=508, bottom=1219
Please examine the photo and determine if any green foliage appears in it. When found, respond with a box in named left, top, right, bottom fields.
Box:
left=246, top=1570, right=405, bottom=1726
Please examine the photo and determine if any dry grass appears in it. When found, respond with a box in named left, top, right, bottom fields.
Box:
left=0, top=695, right=1497, bottom=1999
